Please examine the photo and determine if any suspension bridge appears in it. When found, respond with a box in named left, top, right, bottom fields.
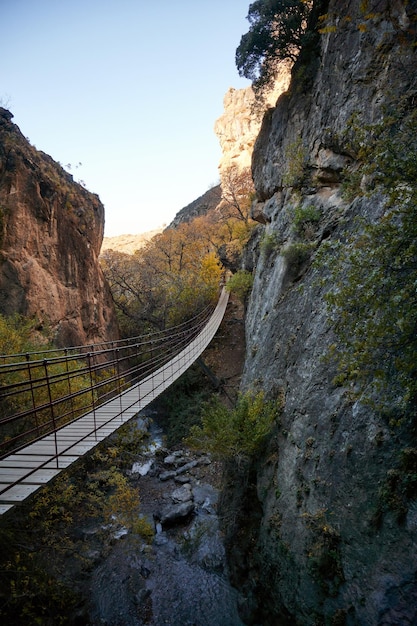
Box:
left=0, top=288, right=229, bottom=515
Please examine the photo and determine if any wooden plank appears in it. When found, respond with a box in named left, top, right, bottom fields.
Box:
left=0, top=483, right=42, bottom=502
left=0, top=504, right=14, bottom=514
left=21, top=435, right=98, bottom=455
left=20, top=468, right=61, bottom=484
left=44, top=434, right=86, bottom=445
left=44, top=456, right=78, bottom=468
left=0, top=467, right=43, bottom=482
left=3, top=453, right=66, bottom=463
left=61, top=442, right=96, bottom=455
left=16, top=441, right=64, bottom=455
left=0, top=468, right=61, bottom=485
left=0, top=456, right=77, bottom=470
left=0, top=459, right=42, bottom=468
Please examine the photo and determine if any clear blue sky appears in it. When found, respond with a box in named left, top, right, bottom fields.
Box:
left=1, top=0, right=251, bottom=236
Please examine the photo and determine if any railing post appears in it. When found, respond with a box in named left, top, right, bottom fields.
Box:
left=26, top=353, right=39, bottom=436
left=87, top=353, right=97, bottom=440
left=44, top=359, right=59, bottom=468
left=115, top=348, right=123, bottom=421
left=135, top=343, right=141, bottom=404
left=64, top=348, right=75, bottom=422
left=111, top=342, right=117, bottom=395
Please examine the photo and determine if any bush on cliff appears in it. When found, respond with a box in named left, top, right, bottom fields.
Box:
left=226, top=270, right=254, bottom=304
left=187, top=391, right=281, bottom=461
left=323, top=106, right=417, bottom=417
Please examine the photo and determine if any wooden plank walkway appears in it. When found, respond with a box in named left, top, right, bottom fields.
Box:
left=0, top=289, right=229, bottom=515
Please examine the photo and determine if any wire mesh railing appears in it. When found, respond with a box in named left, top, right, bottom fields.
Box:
left=0, top=297, right=220, bottom=460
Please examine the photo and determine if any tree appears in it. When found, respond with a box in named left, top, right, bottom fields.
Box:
left=218, top=166, right=255, bottom=225
left=225, top=270, right=254, bottom=305
left=236, top=0, right=314, bottom=92
left=141, top=223, right=222, bottom=326
left=189, top=168, right=257, bottom=273
left=0, top=315, right=103, bottom=453
left=100, top=249, right=164, bottom=334
left=101, top=221, right=222, bottom=337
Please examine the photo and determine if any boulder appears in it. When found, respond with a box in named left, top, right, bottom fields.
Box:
left=159, top=501, right=195, bottom=527
left=171, top=483, right=192, bottom=504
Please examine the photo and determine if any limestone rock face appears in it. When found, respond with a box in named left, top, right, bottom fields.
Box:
left=214, top=86, right=259, bottom=174
left=101, top=229, right=163, bottom=255
left=0, top=109, right=119, bottom=347
left=220, top=1, right=417, bottom=624
left=214, top=68, right=290, bottom=180
left=168, top=185, right=222, bottom=228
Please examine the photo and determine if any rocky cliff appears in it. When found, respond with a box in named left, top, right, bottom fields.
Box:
left=221, top=1, right=417, bottom=624
left=101, top=228, right=163, bottom=255
left=0, top=109, right=119, bottom=347
left=168, top=184, right=222, bottom=228
left=214, top=67, right=290, bottom=182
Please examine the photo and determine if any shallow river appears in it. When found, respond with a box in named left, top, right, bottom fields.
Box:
left=87, top=419, right=244, bottom=626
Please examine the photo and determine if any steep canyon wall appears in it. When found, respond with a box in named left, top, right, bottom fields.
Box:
left=214, top=67, right=290, bottom=184
left=222, top=1, right=417, bottom=624
left=0, top=109, right=118, bottom=347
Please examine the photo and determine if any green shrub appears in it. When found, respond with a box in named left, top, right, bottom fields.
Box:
left=260, top=232, right=280, bottom=257
left=323, top=105, right=417, bottom=414
left=103, top=468, right=153, bottom=541
left=302, top=510, right=344, bottom=593
left=156, top=364, right=213, bottom=446
left=293, top=204, right=321, bottom=239
left=283, top=138, right=308, bottom=188
left=282, top=242, right=314, bottom=271
left=226, top=270, right=254, bottom=302
left=235, top=0, right=314, bottom=95
left=376, top=448, right=417, bottom=524
left=187, top=391, right=281, bottom=460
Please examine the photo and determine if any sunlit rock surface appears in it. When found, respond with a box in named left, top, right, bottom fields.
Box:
left=214, top=67, right=290, bottom=180
left=0, top=108, right=119, bottom=346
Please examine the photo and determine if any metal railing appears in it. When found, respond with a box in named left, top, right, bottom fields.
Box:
left=0, top=298, right=219, bottom=460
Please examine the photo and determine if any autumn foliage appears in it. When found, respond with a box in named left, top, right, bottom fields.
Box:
left=101, top=170, right=256, bottom=337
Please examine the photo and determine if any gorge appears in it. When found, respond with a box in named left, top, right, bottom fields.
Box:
left=0, top=0, right=416, bottom=624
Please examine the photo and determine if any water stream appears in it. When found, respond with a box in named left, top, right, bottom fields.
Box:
left=87, top=414, right=244, bottom=626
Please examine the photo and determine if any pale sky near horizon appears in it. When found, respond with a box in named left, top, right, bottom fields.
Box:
left=0, top=0, right=251, bottom=236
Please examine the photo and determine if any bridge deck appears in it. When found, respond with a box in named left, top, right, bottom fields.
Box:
left=0, top=289, right=229, bottom=514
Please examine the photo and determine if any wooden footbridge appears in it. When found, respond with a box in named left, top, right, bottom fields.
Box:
left=0, top=289, right=229, bottom=515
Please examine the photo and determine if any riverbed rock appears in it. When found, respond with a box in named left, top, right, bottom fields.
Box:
left=171, top=483, right=192, bottom=504
left=78, top=415, right=243, bottom=624
left=160, top=500, right=195, bottom=527
left=163, top=451, right=188, bottom=466
left=175, top=459, right=198, bottom=475
left=131, top=459, right=154, bottom=477
left=158, top=458, right=199, bottom=482
left=175, top=474, right=191, bottom=484
left=193, top=484, right=218, bottom=516
left=159, top=470, right=176, bottom=482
